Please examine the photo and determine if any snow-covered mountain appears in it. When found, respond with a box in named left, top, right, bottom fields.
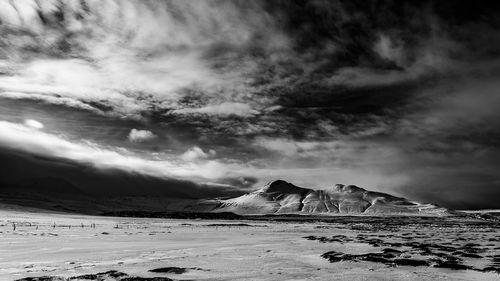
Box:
left=195, top=180, right=449, bottom=216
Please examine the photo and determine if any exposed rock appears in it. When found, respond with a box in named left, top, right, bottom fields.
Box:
left=149, top=267, right=187, bottom=274
left=203, top=180, right=449, bottom=216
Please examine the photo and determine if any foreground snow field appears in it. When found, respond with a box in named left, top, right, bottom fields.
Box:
left=0, top=206, right=498, bottom=281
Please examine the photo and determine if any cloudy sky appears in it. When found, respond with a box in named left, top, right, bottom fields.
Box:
left=1, top=0, right=500, bottom=209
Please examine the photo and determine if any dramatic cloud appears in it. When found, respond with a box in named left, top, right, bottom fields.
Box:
left=0, top=121, right=243, bottom=181
left=1, top=0, right=500, bottom=209
left=128, top=129, right=156, bottom=143
left=0, top=0, right=286, bottom=120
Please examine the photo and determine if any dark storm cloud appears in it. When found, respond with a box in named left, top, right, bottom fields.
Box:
left=0, top=147, right=246, bottom=200
left=1, top=0, right=500, bottom=209
left=1, top=0, right=496, bottom=126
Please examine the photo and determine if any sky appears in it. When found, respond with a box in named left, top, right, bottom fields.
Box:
left=1, top=0, right=500, bottom=209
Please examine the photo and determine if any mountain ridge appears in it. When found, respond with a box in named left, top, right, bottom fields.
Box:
left=196, top=180, right=450, bottom=216
left=0, top=175, right=451, bottom=216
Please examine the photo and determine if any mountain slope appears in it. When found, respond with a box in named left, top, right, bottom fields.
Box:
left=200, top=180, right=449, bottom=216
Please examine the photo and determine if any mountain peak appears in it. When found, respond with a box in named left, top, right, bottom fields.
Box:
left=262, top=180, right=306, bottom=194
left=262, top=181, right=368, bottom=195
left=333, top=184, right=366, bottom=193
left=269, top=179, right=289, bottom=186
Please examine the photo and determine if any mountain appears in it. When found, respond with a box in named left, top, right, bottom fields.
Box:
left=0, top=170, right=450, bottom=216
left=194, top=180, right=449, bottom=216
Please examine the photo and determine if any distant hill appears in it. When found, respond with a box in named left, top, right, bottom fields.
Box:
left=192, top=180, right=450, bottom=216
left=0, top=164, right=450, bottom=216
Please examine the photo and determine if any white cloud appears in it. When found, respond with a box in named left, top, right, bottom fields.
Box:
left=0, top=56, right=215, bottom=119
left=0, top=0, right=286, bottom=120
left=181, top=146, right=216, bottom=162
left=0, top=121, right=236, bottom=180
left=128, top=129, right=156, bottom=143
left=24, top=119, right=44, bottom=129
left=173, top=102, right=259, bottom=117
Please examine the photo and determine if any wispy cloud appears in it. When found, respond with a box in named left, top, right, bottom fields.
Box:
left=0, top=0, right=286, bottom=120
left=173, top=102, right=259, bottom=117
left=0, top=120, right=244, bottom=181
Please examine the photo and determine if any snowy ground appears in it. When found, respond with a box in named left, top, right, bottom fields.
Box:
left=0, top=206, right=499, bottom=281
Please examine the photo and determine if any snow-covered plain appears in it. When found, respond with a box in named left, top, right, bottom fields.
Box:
left=0, top=205, right=498, bottom=281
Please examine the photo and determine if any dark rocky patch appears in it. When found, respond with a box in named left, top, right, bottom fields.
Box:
left=430, top=258, right=473, bottom=270
left=307, top=220, right=499, bottom=275
left=481, top=266, right=500, bottom=274
left=492, top=255, right=500, bottom=263
left=457, top=243, right=487, bottom=255
left=321, top=249, right=479, bottom=270
left=15, top=271, right=175, bottom=281
left=303, top=235, right=353, bottom=243
left=149, top=267, right=187, bottom=274
left=68, top=270, right=128, bottom=280
left=393, top=259, right=430, bottom=267
left=321, top=250, right=432, bottom=267
left=453, top=251, right=483, bottom=258
left=322, top=250, right=398, bottom=263
left=15, top=278, right=64, bottom=281
left=482, top=255, right=500, bottom=273
left=382, top=248, right=403, bottom=255
left=356, top=236, right=386, bottom=247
